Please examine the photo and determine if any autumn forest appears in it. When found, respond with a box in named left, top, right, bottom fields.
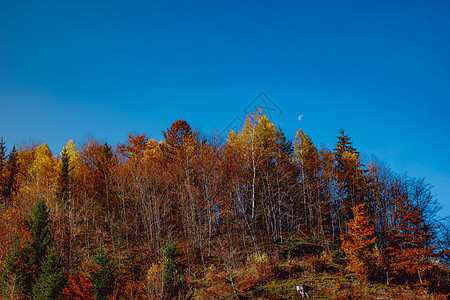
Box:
left=1, top=111, right=449, bottom=299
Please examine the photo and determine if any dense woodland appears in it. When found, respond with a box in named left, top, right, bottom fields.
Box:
left=1, top=110, right=450, bottom=299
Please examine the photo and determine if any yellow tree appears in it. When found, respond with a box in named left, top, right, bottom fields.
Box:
left=342, top=203, right=377, bottom=280
left=55, top=140, right=82, bottom=271
left=226, top=110, right=296, bottom=246
left=293, top=129, right=322, bottom=238
left=61, top=139, right=81, bottom=173
left=28, top=143, right=57, bottom=199
left=229, top=110, right=277, bottom=222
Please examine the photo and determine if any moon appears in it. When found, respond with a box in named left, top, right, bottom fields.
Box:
left=298, top=114, right=303, bottom=121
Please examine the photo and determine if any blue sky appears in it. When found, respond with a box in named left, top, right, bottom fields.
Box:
left=1, top=1, right=449, bottom=216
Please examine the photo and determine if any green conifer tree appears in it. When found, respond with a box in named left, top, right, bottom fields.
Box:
left=3, top=198, right=66, bottom=299
left=3, top=145, right=19, bottom=204
left=162, top=240, right=184, bottom=299
left=333, top=130, right=367, bottom=225
left=0, top=137, right=6, bottom=175
left=30, top=198, right=52, bottom=270
left=56, top=147, right=71, bottom=204
left=0, top=137, right=6, bottom=206
left=32, top=248, right=66, bottom=300
left=2, top=237, right=34, bottom=297
left=29, top=198, right=66, bottom=299
left=89, top=247, right=116, bottom=300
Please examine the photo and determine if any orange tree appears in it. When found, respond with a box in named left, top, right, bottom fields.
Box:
left=341, top=203, right=377, bottom=280
left=388, top=195, right=438, bottom=286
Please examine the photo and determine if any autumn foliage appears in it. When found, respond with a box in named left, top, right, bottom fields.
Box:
left=0, top=112, right=449, bottom=299
left=342, top=203, right=377, bottom=280
left=64, top=269, right=95, bottom=300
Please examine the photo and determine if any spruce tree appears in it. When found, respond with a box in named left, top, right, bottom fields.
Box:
left=3, top=199, right=66, bottom=298
left=56, top=147, right=71, bottom=204
left=3, top=237, right=34, bottom=297
left=88, top=247, right=116, bottom=300
left=32, top=248, right=66, bottom=300
left=29, top=198, right=66, bottom=299
left=0, top=137, right=6, bottom=174
left=334, top=130, right=367, bottom=224
left=30, top=198, right=52, bottom=271
left=0, top=137, right=6, bottom=206
left=162, top=240, right=184, bottom=299
left=3, top=145, right=19, bottom=204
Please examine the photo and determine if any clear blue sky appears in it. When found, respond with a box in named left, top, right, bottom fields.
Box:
left=1, top=1, right=449, bottom=216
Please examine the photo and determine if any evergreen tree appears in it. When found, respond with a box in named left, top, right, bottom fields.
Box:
left=30, top=198, right=52, bottom=271
left=0, top=137, right=6, bottom=206
left=335, top=129, right=358, bottom=155
left=5, top=198, right=66, bottom=299
left=0, top=137, right=6, bottom=175
left=3, top=238, right=34, bottom=297
left=32, top=248, right=66, bottom=300
left=29, top=198, right=66, bottom=299
left=88, top=247, right=116, bottom=300
left=162, top=240, right=184, bottom=299
left=334, top=130, right=367, bottom=228
left=56, top=147, right=71, bottom=204
left=2, top=145, right=19, bottom=204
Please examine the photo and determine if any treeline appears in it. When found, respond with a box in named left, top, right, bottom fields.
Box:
left=0, top=110, right=449, bottom=299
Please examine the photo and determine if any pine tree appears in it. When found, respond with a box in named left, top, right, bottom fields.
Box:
left=88, top=247, right=116, bottom=300
left=3, top=237, right=34, bottom=297
left=2, top=145, right=19, bottom=204
left=162, top=240, right=184, bottom=299
left=0, top=137, right=6, bottom=178
left=32, top=248, right=66, bottom=300
left=30, top=198, right=52, bottom=271
left=0, top=137, right=5, bottom=164
left=334, top=130, right=367, bottom=231
left=56, top=147, right=71, bottom=204
left=3, top=199, right=66, bottom=298
left=0, top=137, right=6, bottom=206
left=29, top=198, right=66, bottom=299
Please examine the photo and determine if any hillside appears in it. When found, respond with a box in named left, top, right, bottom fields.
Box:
left=0, top=111, right=449, bottom=299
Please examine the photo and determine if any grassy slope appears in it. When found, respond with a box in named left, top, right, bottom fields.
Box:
left=182, top=236, right=448, bottom=300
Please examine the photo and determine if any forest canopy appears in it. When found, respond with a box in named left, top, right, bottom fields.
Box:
left=0, top=111, right=449, bottom=299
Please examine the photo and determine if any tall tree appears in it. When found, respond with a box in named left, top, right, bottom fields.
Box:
left=341, top=203, right=377, bottom=280
left=88, top=247, right=116, bottom=300
left=29, top=143, right=57, bottom=188
left=162, top=240, right=184, bottom=299
left=30, top=198, right=66, bottom=299
left=30, top=198, right=52, bottom=271
left=0, top=138, right=7, bottom=206
left=2, top=146, right=19, bottom=204
left=32, top=248, right=65, bottom=300
left=388, top=191, right=438, bottom=286
left=0, top=138, right=6, bottom=172
left=294, top=129, right=322, bottom=238
left=56, top=147, right=71, bottom=204
left=3, top=237, right=34, bottom=297
left=4, top=198, right=66, bottom=299
left=117, top=133, right=148, bottom=159
left=334, top=130, right=367, bottom=235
